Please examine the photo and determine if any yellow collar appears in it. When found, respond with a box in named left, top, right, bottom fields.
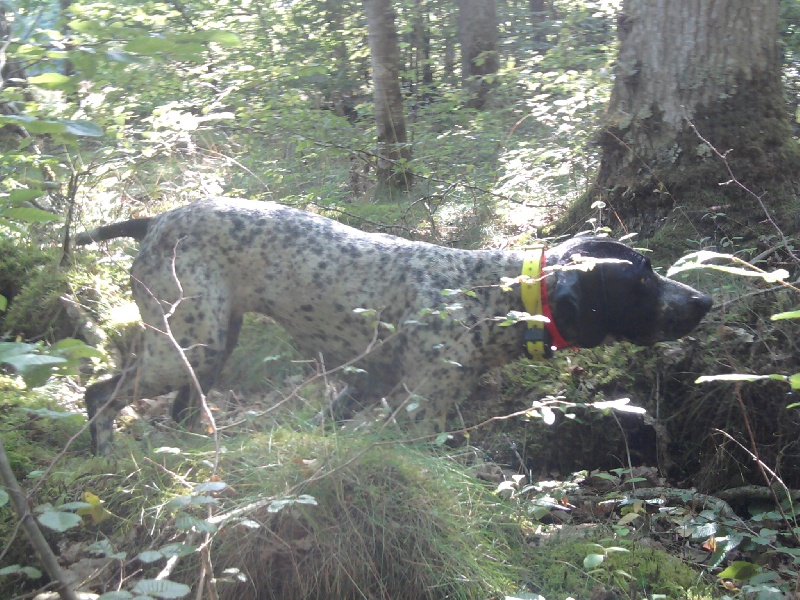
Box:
left=521, top=249, right=548, bottom=358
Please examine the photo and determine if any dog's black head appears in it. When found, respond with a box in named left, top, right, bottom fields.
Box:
left=546, top=237, right=712, bottom=348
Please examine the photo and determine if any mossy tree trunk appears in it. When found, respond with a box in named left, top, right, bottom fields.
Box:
left=571, top=0, right=800, bottom=240
left=364, top=0, right=414, bottom=188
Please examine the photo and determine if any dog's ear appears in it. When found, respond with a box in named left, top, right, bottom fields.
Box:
left=551, top=266, right=609, bottom=348
left=551, top=269, right=582, bottom=342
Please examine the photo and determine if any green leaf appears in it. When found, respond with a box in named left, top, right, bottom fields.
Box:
left=0, top=564, right=42, bottom=578
left=62, top=120, right=104, bottom=137
left=696, top=374, right=774, bottom=384
left=132, top=579, right=191, bottom=598
left=583, top=553, right=604, bottom=569
left=771, top=310, right=800, bottom=321
left=193, top=481, right=228, bottom=493
left=206, top=31, right=242, bottom=47
left=167, top=494, right=217, bottom=510
left=668, top=252, right=788, bottom=282
left=28, top=72, right=73, bottom=89
left=58, top=501, right=92, bottom=511
left=159, top=543, right=197, bottom=558
left=98, top=591, right=135, bottom=599
left=0, top=115, right=66, bottom=134
left=0, top=489, right=8, bottom=506
left=4, top=206, right=60, bottom=223
left=708, top=534, right=743, bottom=569
left=37, top=510, right=82, bottom=532
left=105, top=48, right=142, bottom=63
left=24, top=408, right=82, bottom=420
left=51, top=337, right=105, bottom=359
left=434, top=432, right=453, bottom=446
left=717, top=560, right=760, bottom=581
left=175, top=512, right=216, bottom=533
left=789, top=373, right=800, bottom=390
left=8, top=189, right=46, bottom=203
left=589, top=398, right=645, bottom=414
left=1, top=348, right=68, bottom=388
left=124, top=36, right=175, bottom=55
left=138, top=550, right=165, bottom=564
left=0, top=115, right=102, bottom=138
left=88, top=539, right=124, bottom=558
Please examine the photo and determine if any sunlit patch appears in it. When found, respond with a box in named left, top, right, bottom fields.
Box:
left=107, top=301, right=141, bottom=326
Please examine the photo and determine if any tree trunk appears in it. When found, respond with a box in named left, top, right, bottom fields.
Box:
left=458, top=0, right=499, bottom=108
left=572, top=0, right=800, bottom=239
left=363, top=0, right=414, bottom=188
left=324, top=0, right=355, bottom=119
left=413, top=0, right=433, bottom=89
left=528, top=0, right=547, bottom=50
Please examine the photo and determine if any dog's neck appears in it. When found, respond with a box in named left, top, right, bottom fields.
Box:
left=470, top=254, right=573, bottom=367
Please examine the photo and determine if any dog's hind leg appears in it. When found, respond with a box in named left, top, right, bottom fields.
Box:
left=171, top=312, right=244, bottom=429
left=86, top=369, right=139, bottom=456
left=87, top=292, right=241, bottom=454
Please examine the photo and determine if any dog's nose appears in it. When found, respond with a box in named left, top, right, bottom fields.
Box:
left=692, top=293, right=712, bottom=316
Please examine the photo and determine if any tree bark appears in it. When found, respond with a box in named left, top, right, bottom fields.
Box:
left=572, top=0, right=800, bottom=238
left=458, top=0, right=499, bottom=108
left=412, top=0, right=433, bottom=89
left=528, top=0, right=547, bottom=50
left=363, top=0, right=414, bottom=188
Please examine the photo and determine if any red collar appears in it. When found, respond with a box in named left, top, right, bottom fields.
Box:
left=540, top=261, right=572, bottom=351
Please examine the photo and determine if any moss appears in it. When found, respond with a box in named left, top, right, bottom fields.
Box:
left=0, top=378, right=87, bottom=475
left=523, top=533, right=716, bottom=599
left=3, top=263, right=72, bottom=341
left=0, top=238, right=57, bottom=303
left=0, top=238, right=65, bottom=338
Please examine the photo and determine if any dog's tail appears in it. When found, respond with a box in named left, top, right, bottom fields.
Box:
left=74, top=217, right=153, bottom=246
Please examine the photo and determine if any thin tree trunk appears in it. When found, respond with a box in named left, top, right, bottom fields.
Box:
left=458, top=0, right=499, bottom=109
left=529, top=0, right=547, bottom=48
left=413, top=0, right=433, bottom=89
left=363, top=0, right=414, bottom=188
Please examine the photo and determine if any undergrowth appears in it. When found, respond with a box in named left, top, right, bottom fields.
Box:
left=522, top=530, right=716, bottom=599
left=0, top=393, right=524, bottom=599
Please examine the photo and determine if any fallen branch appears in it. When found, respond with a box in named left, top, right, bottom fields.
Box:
left=0, top=437, right=80, bottom=600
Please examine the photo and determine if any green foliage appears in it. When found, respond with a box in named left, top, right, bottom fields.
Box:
left=2, top=262, right=71, bottom=340
left=0, top=339, right=101, bottom=388
left=208, top=432, right=521, bottom=599
left=0, top=238, right=58, bottom=317
left=672, top=252, right=800, bottom=393
left=0, top=408, right=521, bottom=599
left=522, top=533, right=714, bottom=599
left=0, top=0, right=797, bottom=597
left=216, top=315, right=305, bottom=394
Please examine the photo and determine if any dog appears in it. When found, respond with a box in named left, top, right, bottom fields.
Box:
left=76, top=198, right=711, bottom=454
